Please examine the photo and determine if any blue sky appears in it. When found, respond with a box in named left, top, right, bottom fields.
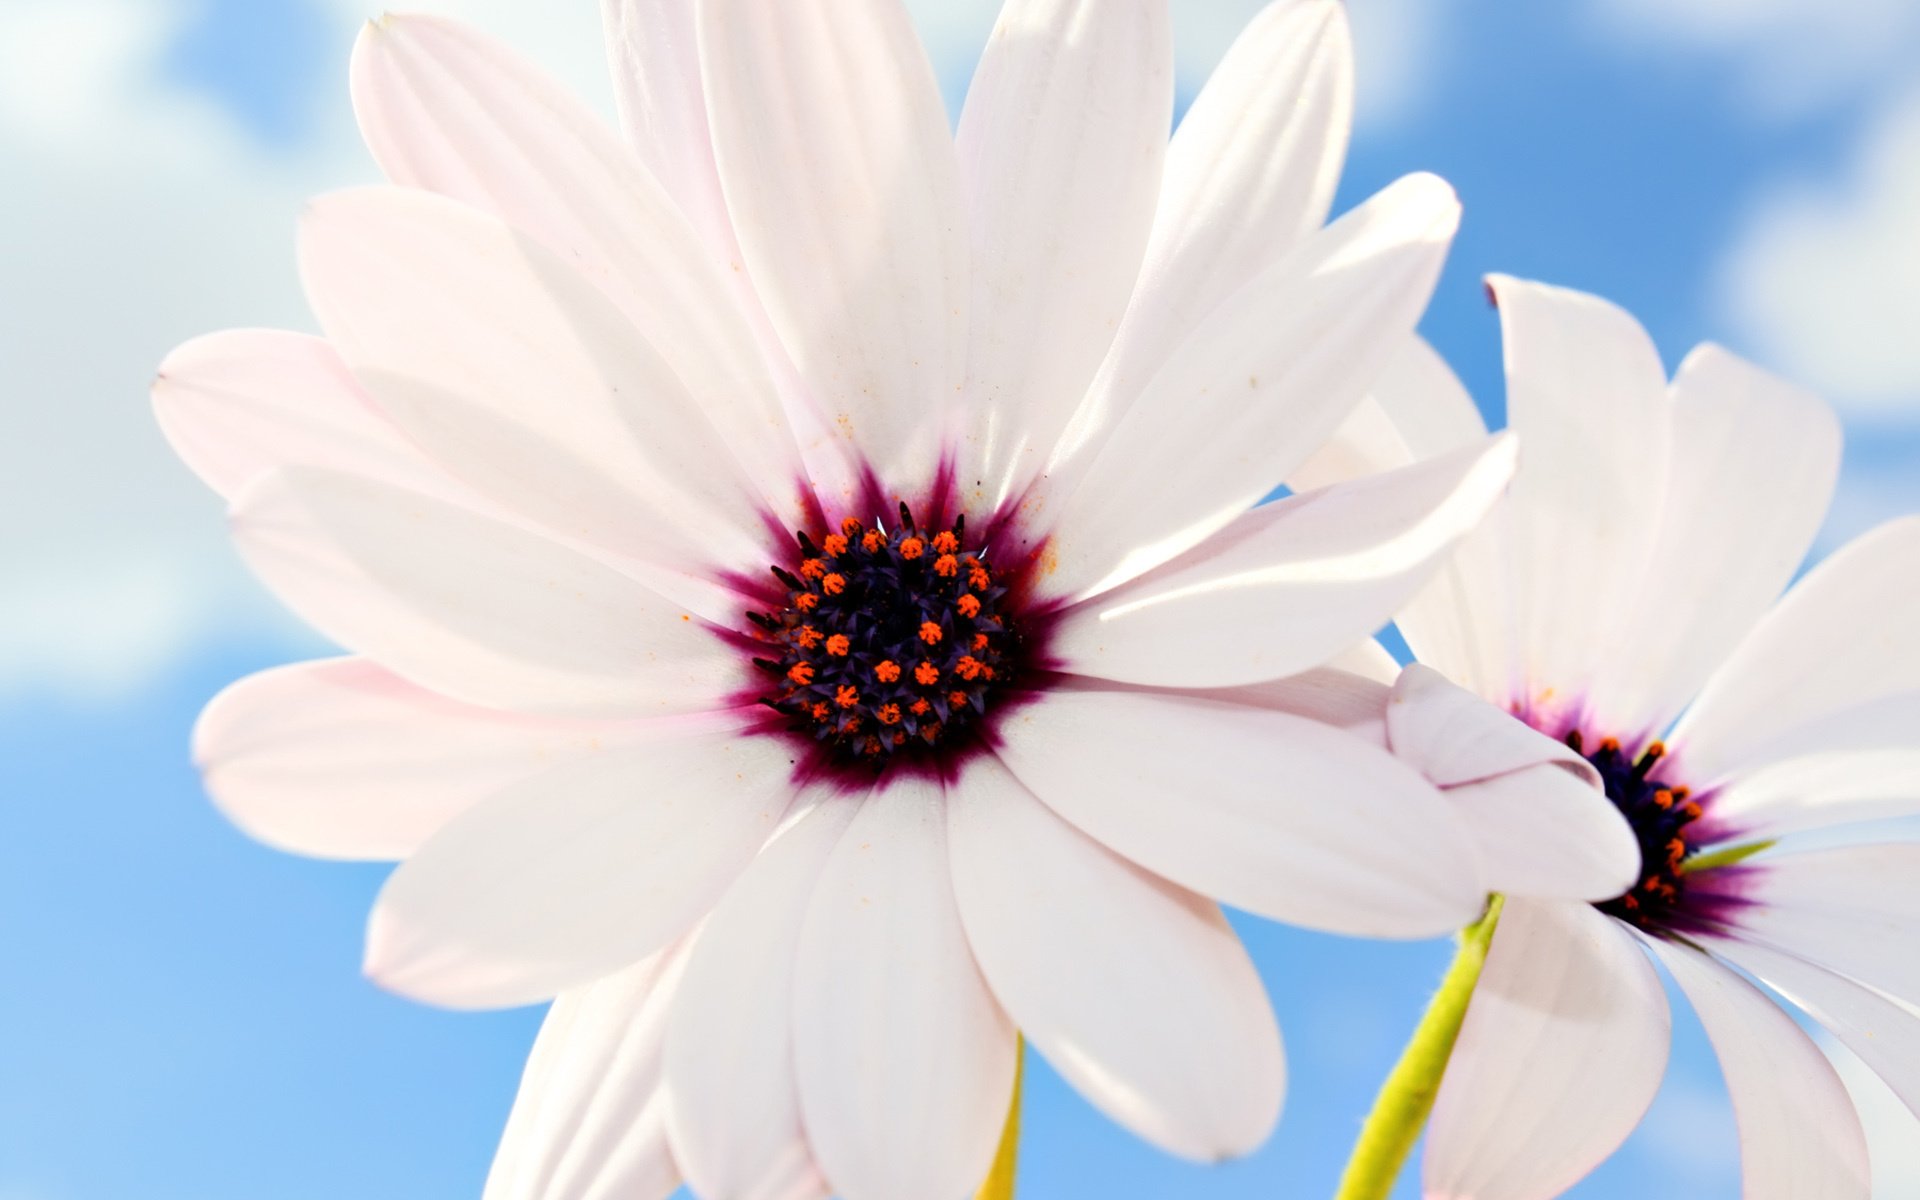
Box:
left=2, top=1, right=1918, bottom=1197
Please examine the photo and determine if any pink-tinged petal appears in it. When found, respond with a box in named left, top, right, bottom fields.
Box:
left=698, top=0, right=966, bottom=494
left=1704, top=693, right=1920, bottom=838
left=1671, top=517, right=1920, bottom=787
left=231, top=468, right=744, bottom=719
left=350, top=15, right=808, bottom=529
left=1386, top=663, right=1595, bottom=789
left=792, top=779, right=1018, bottom=1200
left=152, top=330, right=447, bottom=502
left=1287, top=337, right=1483, bottom=491
left=994, top=687, right=1484, bottom=938
left=1085, top=0, right=1351, bottom=436
left=1049, top=434, right=1514, bottom=687
left=1443, top=765, right=1639, bottom=902
left=1584, top=346, right=1841, bottom=743
left=1710, top=937, right=1920, bottom=1123
left=952, top=0, right=1170, bottom=511
left=1487, top=275, right=1672, bottom=726
left=299, top=186, right=774, bottom=583
left=483, top=945, right=688, bottom=1200
left=1424, top=900, right=1669, bottom=1200
left=193, top=657, right=660, bottom=862
left=948, top=756, right=1283, bottom=1160
left=666, top=797, right=854, bottom=1200
left=365, top=718, right=797, bottom=1009
left=1041, top=174, right=1461, bottom=602
left=1646, top=938, right=1870, bottom=1200
left=1723, top=845, right=1920, bottom=1005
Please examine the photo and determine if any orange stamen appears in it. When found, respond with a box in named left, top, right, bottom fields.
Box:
left=825, top=634, right=851, bottom=657
left=822, top=533, right=849, bottom=557
left=948, top=690, right=968, bottom=708
left=877, top=703, right=902, bottom=726
left=820, top=573, right=846, bottom=596
left=794, top=592, right=819, bottom=611
left=786, top=663, right=815, bottom=685
left=899, top=537, right=925, bottom=560
left=969, top=566, right=991, bottom=590
left=799, top=558, right=826, bottom=580
left=840, top=517, right=863, bottom=537
left=914, top=661, right=940, bottom=686
left=874, top=660, right=901, bottom=683
left=956, top=594, right=981, bottom=618
left=954, top=656, right=984, bottom=681
left=834, top=685, right=859, bottom=709
left=810, top=702, right=830, bottom=721
left=918, top=621, right=943, bottom=644
left=972, top=632, right=990, bottom=651
left=795, top=625, right=823, bottom=649
left=862, top=530, right=885, bottom=553
left=910, top=698, right=931, bottom=716
left=932, top=531, right=959, bottom=554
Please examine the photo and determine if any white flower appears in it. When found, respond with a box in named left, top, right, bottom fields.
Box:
left=154, top=2, right=1520, bottom=1196
left=1309, top=275, right=1920, bottom=1200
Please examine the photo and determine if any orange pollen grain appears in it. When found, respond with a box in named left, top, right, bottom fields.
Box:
left=877, top=703, right=902, bottom=726
left=862, top=530, right=885, bottom=552
left=969, top=567, right=991, bottom=590
left=874, top=660, right=901, bottom=683
left=899, top=537, right=925, bottom=560
left=795, top=626, right=823, bottom=649
left=934, top=554, right=959, bottom=577
left=786, top=663, right=815, bottom=685
left=820, top=573, right=846, bottom=596
left=954, top=656, right=984, bottom=681
left=795, top=593, right=819, bottom=611
left=1653, top=789, right=1673, bottom=809
left=955, top=594, right=981, bottom=618
left=914, top=662, right=940, bottom=686
left=825, top=634, right=851, bottom=657
left=972, top=632, right=990, bottom=651
left=810, top=702, right=830, bottom=721
left=948, top=690, right=968, bottom=708
left=799, top=558, right=826, bottom=580
left=822, top=533, right=849, bottom=556
left=892, top=731, right=907, bottom=746
left=910, top=698, right=931, bottom=715
left=918, top=621, right=943, bottom=644
left=840, top=517, right=863, bottom=537
left=932, top=531, right=959, bottom=554
left=834, top=685, right=859, bottom=709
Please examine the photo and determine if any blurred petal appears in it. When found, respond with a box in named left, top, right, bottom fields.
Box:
left=1647, top=938, right=1869, bottom=1200
left=1050, top=435, right=1512, bottom=686
left=364, top=720, right=796, bottom=1008
left=793, top=779, right=1017, bottom=1200
left=1444, top=766, right=1638, bottom=902
left=1385, top=663, right=1594, bottom=789
left=954, top=0, right=1170, bottom=509
left=1425, top=900, right=1669, bottom=1200
left=995, top=686, right=1484, bottom=938
left=1702, top=692, right=1920, bottom=838
left=949, top=756, right=1283, bottom=1160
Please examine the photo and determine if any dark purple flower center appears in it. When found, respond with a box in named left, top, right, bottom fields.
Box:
left=750, top=504, right=1022, bottom=770
left=1571, top=732, right=1706, bottom=932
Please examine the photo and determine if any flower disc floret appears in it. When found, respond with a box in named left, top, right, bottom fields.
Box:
left=1570, top=732, right=1710, bottom=933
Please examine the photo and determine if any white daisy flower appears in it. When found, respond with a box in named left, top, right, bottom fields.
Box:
left=155, top=2, right=1522, bottom=1196
left=1307, top=276, right=1920, bottom=1200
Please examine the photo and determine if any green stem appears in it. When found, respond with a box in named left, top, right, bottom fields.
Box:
left=975, top=1036, right=1025, bottom=1200
left=1334, top=896, right=1505, bottom=1200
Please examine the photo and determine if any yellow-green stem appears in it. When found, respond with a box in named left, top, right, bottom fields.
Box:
left=1334, top=896, right=1505, bottom=1200
left=974, top=1037, right=1025, bottom=1200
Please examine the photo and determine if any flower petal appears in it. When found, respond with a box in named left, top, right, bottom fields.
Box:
left=1040, top=173, right=1461, bottom=602
left=1702, top=692, right=1920, bottom=839
left=1487, top=275, right=1672, bottom=727
left=350, top=15, right=806, bottom=527
left=152, top=330, right=447, bottom=501
left=952, top=0, right=1170, bottom=510
left=1424, top=900, right=1669, bottom=1200
left=698, top=0, right=966, bottom=493
left=994, top=686, right=1484, bottom=938
left=1083, top=0, right=1352, bottom=446
left=483, top=945, right=688, bottom=1200
left=792, top=779, right=1018, bottom=1200
left=1583, top=345, right=1840, bottom=743
left=1286, top=336, right=1483, bottom=491
left=193, top=656, right=656, bottom=861
left=600, top=0, right=734, bottom=253
left=666, top=797, right=853, bottom=1200
left=1443, top=765, right=1639, bottom=902
left=1385, top=663, right=1595, bottom=789
left=1048, top=433, right=1514, bottom=687
left=1646, top=937, right=1870, bottom=1200
left=948, top=755, right=1283, bottom=1160
left=299, top=185, right=776, bottom=582
left=231, top=467, right=743, bottom=719
left=364, top=719, right=796, bottom=1009
left=1721, top=845, right=1920, bottom=1005
left=1710, top=937, right=1920, bottom=1124
left=1671, top=516, right=1920, bottom=787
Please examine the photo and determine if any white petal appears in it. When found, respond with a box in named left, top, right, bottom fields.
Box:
left=1647, top=937, right=1870, bottom=1200
left=994, top=686, right=1484, bottom=938
left=698, top=0, right=966, bottom=493
left=1041, top=173, right=1461, bottom=602
left=953, top=0, right=1170, bottom=511
left=1443, top=765, right=1639, bottom=902
left=1385, top=663, right=1595, bottom=789
left=1488, top=275, right=1672, bottom=727
left=947, top=755, right=1283, bottom=1160
left=351, top=15, right=807, bottom=529
left=231, top=467, right=743, bottom=719
left=1424, top=899, right=1669, bottom=1200
left=484, top=945, right=688, bottom=1200
left=299, top=185, right=776, bottom=581
left=364, top=718, right=797, bottom=1009
left=1194, top=664, right=1393, bottom=737
left=1722, top=845, right=1920, bottom=1005
left=1703, top=693, right=1920, bottom=838
left=666, top=797, right=854, bottom=1200
left=1711, top=937, right=1920, bottom=1124
left=1086, top=0, right=1352, bottom=435
left=792, top=779, right=1017, bottom=1200
left=193, top=657, right=660, bottom=861
left=1048, top=434, right=1514, bottom=687
left=1583, top=345, right=1841, bottom=742
left=152, top=329, right=448, bottom=501
left=1671, top=516, right=1920, bottom=787
left=1286, top=336, right=1484, bottom=492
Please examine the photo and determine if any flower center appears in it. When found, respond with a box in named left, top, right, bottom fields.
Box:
left=751, top=504, right=1017, bottom=770
left=1568, top=732, right=1703, bottom=932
